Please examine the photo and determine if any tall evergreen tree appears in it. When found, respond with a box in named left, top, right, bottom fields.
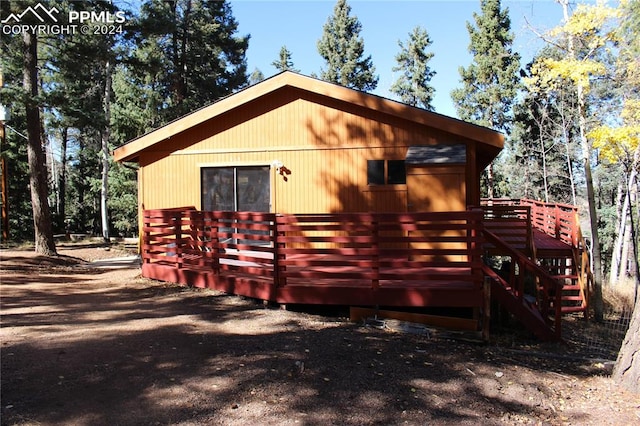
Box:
left=134, top=0, right=249, bottom=122
left=317, top=0, right=378, bottom=91
left=45, top=1, right=124, bottom=241
left=390, top=26, right=436, bottom=110
left=249, top=67, right=265, bottom=85
left=451, top=0, right=521, bottom=197
left=271, top=46, right=299, bottom=73
left=23, top=30, right=57, bottom=255
left=1, top=16, right=34, bottom=241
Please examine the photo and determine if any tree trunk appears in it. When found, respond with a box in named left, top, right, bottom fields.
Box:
left=486, top=162, right=495, bottom=198
left=559, top=100, right=577, bottom=205
left=627, top=166, right=640, bottom=285
left=612, top=291, right=640, bottom=394
left=583, top=139, right=604, bottom=321
left=611, top=181, right=626, bottom=284
left=1, top=122, right=8, bottom=242
left=539, top=131, right=549, bottom=203
left=619, top=221, right=631, bottom=282
left=557, top=0, right=604, bottom=320
left=23, top=31, right=56, bottom=256
left=59, top=127, right=68, bottom=231
left=100, top=61, right=112, bottom=242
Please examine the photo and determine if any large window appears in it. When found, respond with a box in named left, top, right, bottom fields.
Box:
left=201, top=166, right=270, bottom=212
left=367, top=160, right=406, bottom=185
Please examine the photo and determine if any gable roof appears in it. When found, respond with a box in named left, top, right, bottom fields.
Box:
left=113, top=71, right=504, bottom=163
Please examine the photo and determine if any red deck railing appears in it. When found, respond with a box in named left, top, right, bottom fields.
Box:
left=482, top=198, right=581, bottom=248
left=140, top=205, right=578, bottom=340
left=480, top=198, right=591, bottom=320
left=521, top=199, right=580, bottom=248
left=141, top=208, right=486, bottom=310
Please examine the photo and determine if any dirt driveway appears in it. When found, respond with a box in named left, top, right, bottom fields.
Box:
left=1, top=245, right=638, bottom=425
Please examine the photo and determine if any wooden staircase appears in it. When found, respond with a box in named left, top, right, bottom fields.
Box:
left=537, top=250, right=589, bottom=315
left=478, top=199, right=592, bottom=341
left=525, top=198, right=591, bottom=318
left=482, top=228, right=562, bottom=341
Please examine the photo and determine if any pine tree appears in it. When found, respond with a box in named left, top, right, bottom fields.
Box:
left=249, top=68, right=265, bottom=85
left=391, top=26, right=436, bottom=110
left=46, top=1, right=124, bottom=241
left=23, top=30, right=57, bottom=255
left=508, top=51, right=580, bottom=205
left=134, top=0, right=249, bottom=122
left=0, top=17, right=34, bottom=241
left=317, top=0, right=378, bottom=91
left=451, top=0, right=521, bottom=197
left=271, top=46, right=299, bottom=73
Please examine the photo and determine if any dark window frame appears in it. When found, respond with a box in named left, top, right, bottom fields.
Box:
left=367, top=159, right=406, bottom=185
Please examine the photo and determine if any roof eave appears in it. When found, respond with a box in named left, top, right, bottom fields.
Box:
left=112, top=71, right=504, bottom=163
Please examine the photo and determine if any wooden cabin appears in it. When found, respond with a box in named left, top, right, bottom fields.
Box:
left=114, top=71, right=504, bottom=217
left=114, top=73, right=582, bottom=341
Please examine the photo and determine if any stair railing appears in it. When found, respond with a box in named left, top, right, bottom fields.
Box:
left=483, top=228, right=564, bottom=340
left=573, top=213, right=592, bottom=317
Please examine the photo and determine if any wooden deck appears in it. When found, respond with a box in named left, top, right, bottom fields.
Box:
left=141, top=201, right=589, bottom=341
left=533, top=229, right=574, bottom=255
left=142, top=209, right=485, bottom=309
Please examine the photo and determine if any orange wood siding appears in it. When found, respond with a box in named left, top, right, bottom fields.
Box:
left=138, top=87, right=475, bottom=214
left=407, top=165, right=466, bottom=213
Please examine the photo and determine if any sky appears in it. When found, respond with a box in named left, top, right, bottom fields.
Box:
left=229, top=0, right=571, bottom=118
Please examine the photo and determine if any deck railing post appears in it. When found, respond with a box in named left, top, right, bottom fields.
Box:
left=272, top=215, right=281, bottom=287
left=371, top=215, right=379, bottom=292
left=554, top=278, right=562, bottom=339
left=482, top=276, right=491, bottom=342
left=571, top=209, right=580, bottom=248
left=173, top=211, right=182, bottom=269
left=210, top=212, right=220, bottom=274
left=142, top=211, right=150, bottom=264
left=275, top=215, right=287, bottom=287
left=554, top=205, right=561, bottom=240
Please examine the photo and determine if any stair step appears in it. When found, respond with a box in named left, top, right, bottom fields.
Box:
left=561, top=305, right=587, bottom=313
left=561, top=296, right=584, bottom=301
left=561, top=285, right=581, bottom=291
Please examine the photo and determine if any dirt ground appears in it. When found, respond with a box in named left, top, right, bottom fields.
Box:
left=1, top=244, right=639, bottom=426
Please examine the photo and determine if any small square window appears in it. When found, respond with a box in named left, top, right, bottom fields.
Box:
left=367, top=159, right=406, bottom=185
left=367, top=160, right=385, bottom=185
left=387, top=160, right=406, bottom=184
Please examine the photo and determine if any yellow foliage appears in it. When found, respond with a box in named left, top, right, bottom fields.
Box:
left=622, top=99, right=640, bottom=125
left=526, top=1, right=619, bottom=93
left=589, top=125, right=640, bottom=164
left=550, top=1, right=620, bottom=41
left=527, top=0, right=639, bottom=167
left=525, top=57, right=606, bottom=92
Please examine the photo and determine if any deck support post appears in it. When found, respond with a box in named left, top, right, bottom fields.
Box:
left=482, top=276, right=491, bottom=342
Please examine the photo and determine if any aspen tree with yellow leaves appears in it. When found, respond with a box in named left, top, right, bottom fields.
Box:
left=588, top=0, right=640, bottom=288
left=524, top=0, right=624, bottom=322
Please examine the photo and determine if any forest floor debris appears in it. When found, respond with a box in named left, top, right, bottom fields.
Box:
left=1, top=244, right=638, bottom=425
